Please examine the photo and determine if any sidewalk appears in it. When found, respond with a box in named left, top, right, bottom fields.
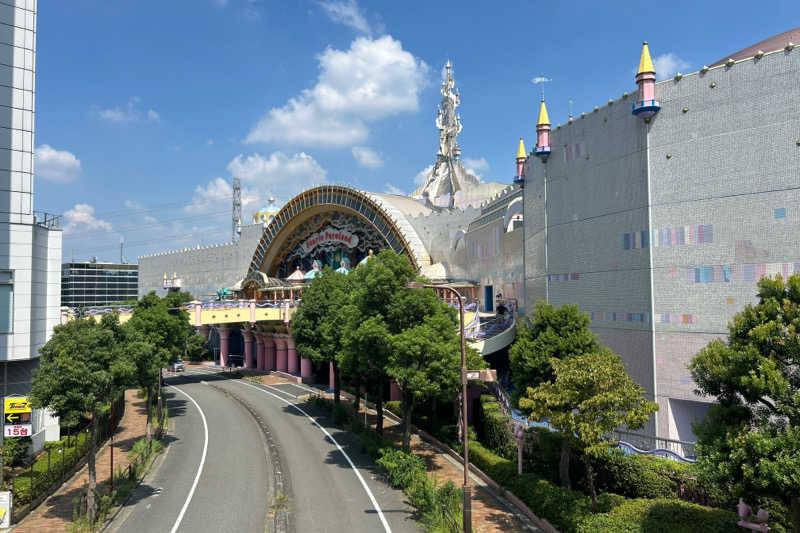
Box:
left=13, top=389, right=148, bottom=533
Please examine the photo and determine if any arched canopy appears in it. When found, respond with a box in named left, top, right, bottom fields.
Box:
left=249, top=185, right=431, bottom=276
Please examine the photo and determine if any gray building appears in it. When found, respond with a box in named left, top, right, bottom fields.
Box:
left=61, top=260, right=138, bottom=308
left=138, top=222, right=265, bottom=300
left=522, top=34, right=800, bottom=440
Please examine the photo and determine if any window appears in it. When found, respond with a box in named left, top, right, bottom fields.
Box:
left=0, top=270, right=12, bottom=333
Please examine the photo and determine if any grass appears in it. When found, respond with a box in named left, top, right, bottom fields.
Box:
left=10, top=430, right=91, bottom=505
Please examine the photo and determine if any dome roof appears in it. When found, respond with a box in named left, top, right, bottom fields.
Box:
left=711, top=26, right=800, bottom=66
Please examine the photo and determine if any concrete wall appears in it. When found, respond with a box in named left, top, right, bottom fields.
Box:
left=138, top=223, right=264, bottom=299
left=647, top=46, right=800, bottom=437
left=523, top=93, right=656, bottom=415
left=521, top=43, right=800, bottom=439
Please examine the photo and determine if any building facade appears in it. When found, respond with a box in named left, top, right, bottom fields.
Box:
left=0, top=1, right=62, bottom=398
left=61, top=260, right=138, bottom=308
left=522, top=37, right=800, bottom=440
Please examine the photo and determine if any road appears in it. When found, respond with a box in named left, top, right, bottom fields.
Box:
left=111, top=368, right=420, bottom=533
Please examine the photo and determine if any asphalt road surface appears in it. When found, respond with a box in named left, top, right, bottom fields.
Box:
left=111, top=368, right=420, bottom=533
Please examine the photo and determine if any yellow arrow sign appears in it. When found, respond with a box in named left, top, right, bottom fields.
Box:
left=4, top=397, right=30, bottom=414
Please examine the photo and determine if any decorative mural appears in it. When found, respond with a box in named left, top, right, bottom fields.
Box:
left=276, top=212, right=387, bottom=277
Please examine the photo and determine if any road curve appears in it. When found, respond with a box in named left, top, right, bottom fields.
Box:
left=112, top=376, right=270, bottom=533
left=111, top=369, right=421, bottom=533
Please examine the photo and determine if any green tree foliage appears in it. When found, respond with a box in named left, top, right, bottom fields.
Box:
left=509, top=302, right=604, bottom=402
left=689, top=273, right=800, bottom=531
left=340, top=249, right=418, bottom=433
left=125, top=291, right=190, bottom=440
left=185, top=332, right=210, bottom=360
left=388, top=287, right=462, bottom=450
left=291, top=268, right=351, bottom=403
left=30, top=315, right=134, bottom=526
left=519, top=351, right=657, bottom=509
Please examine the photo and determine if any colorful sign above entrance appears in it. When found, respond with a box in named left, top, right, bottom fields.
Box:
left=301, top=226, right=359, bottom=256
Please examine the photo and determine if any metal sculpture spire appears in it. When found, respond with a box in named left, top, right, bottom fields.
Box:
left=436, top=60, right=462, bottom=163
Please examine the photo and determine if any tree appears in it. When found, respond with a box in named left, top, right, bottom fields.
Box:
left=340, top=249, right=419, bottom=434
left=30, top=315, right=134, bottom=526
left=519, top=351, right=657, bottom=508
left=185, top=331, right=210, bottom=360
left=689, top=274, right=800, bottom=531
left=387, top=287, right=462, bottom=450
left=125, top=292, right=190, bottom=439
left=291, top=268, right=351, bottom=404
left=509, top=302, right=604, bottom=403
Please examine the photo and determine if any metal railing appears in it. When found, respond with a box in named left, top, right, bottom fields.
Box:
left=33, top=211, right=61, bottom=229
left=613, top=430, right=696, bottom=461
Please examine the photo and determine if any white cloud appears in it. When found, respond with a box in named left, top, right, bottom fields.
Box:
left=95, top=97, right=161, bottom=124
left=186, top=151, right=327, bottom=215
left=123, top=199, right=158, bottom=225
left=462, top=157, right=489, bottom=179
left=414, top=164, right=433, bottom=186
left=206, top=139, right=214, bottom=146
left=35, top=144, right=81, bottom=183
left=318, top=0, right=371, bottom=34
left=246, top=35, right=429, bottom=147
left=352, top=146, right=383, bottom=168
left=384, top=183, right=405, bottom=195
left=63, top=204, right=112, bottom=234
left=653, top=52, right=691, bottom=78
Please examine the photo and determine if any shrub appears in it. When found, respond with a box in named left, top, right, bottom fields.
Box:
left=475, top=395, right=515, bottom=460
left=575, top=497, right=738, bottom=533
left=377, top=447, right=426, bottom=489
left=384, top=400, right=402, bottom=417
left=332, top=403, right=349, bottom=425
left=2, top=437, right=31, bottom=466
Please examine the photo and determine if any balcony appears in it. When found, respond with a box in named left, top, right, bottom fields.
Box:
left=632, top=98, right=661, bottom=118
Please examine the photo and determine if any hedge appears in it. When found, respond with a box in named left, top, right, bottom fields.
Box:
left=575, top=497, right=738, bottom=533
left=467, top=437, right=739, bottom=533
left=475, top=395, right=515, bottom=460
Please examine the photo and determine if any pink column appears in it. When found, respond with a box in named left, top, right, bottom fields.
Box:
left=242, top=329, right=255, bottom=369
left=275, top=335, right=288, bottom=372
left=390, top=380, right=402, bottom=401
left=217, top=326, right=230, bottom=367
left=329, top=361, right=335, bottom=391
left=198, top=325, right=210, bottom=340
left=264, top=334, right=276, bottom=371
left=255, top=333, right=265, bottom=370
left=286, top=336, right=298, bottom=374
left=300, top=357, right=312, bottom=381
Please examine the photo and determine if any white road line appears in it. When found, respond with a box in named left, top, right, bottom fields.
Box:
left=228, top=378, right=393, bottom=533
left=167, top=384, right=209, bottom=533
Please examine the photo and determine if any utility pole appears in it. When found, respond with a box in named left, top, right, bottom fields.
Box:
left=232, top=177, right=242, bottom=243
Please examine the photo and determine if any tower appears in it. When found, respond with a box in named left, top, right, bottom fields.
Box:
left=232, top=177, right=242, bottom=242
left=534, top=99, right=551, bottom=160
left=514, top=138, right=526, bottom=185
left=632, top=41, right=660, bottom=118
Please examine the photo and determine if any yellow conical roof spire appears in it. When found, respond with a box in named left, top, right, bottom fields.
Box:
left=537, top=99, right=550, bottom=126
left=637, top=41, right=655, bottom=74
left=516, top=137, right=526, bottom=158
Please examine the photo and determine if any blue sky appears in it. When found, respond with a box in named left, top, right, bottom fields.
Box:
left=33, top=0, right=798, bottom=261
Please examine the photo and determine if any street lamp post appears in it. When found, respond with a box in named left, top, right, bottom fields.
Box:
left=406, top=281, right=471, bottom=533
